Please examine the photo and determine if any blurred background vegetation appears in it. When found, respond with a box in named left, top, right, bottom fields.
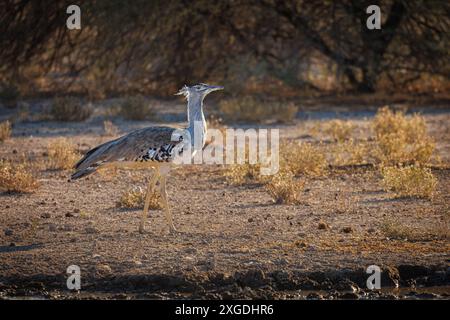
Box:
left=0, top=0, right=448, bottom=99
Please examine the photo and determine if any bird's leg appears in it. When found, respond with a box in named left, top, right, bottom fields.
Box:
left=159, top=174, right=177, bottom=233
left=139, top=171, right=159, bottom=234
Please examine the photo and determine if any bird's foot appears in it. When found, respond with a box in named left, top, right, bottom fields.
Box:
left=138, top=224, right=146, bottom=234
left=168, top=224, right=179, bottom=234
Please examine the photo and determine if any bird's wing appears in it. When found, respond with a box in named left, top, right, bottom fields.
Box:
left=74, top=126, right=181, bottom=172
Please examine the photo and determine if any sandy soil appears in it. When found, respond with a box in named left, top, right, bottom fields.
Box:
left=0, top=100, right=449, bottom=299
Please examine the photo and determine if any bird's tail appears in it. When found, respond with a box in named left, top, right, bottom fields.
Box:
left=71, top=166, right=98, bottom=180
left=70, top=138, right=117, bottom=180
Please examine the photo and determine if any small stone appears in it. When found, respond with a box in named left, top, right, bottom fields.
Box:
left=85, top=227, right=99, bottom=234
left=295, top=240, right=308, bottom=248
left=415, top=293, right=438, bottom=299
left=4, top=229, right=13, bottom=236
left=96, top=264, right=112, bottom=274
left=61, top=225, right=73, bottom=231
left=367, top=227, right=376, bottom=233
left=318, top=221, right=330, bottom=230
left=274, top=258, right=289, bottom=266
left=65, top=212, right=74, bottom=218
left=41, top=212, right=51, bottom=219
left=73, top=208, right=80, bottom=213
left=341, top=226, right=353, bottom=233
left=339, top=292, right=359, bottom=299
left=184, top=247, right=197, bottom=254
left=306, top=293, right=323, bottom=300
left=9, top=242, right=16, bottom=247
left=248, top=218, right=254, bottom=223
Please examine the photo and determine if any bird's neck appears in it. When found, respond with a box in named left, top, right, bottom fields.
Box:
left=187, top=95, right=207, bottom=146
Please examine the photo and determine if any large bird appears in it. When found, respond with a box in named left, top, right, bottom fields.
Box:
left=71, top=83, right=223, bottom=233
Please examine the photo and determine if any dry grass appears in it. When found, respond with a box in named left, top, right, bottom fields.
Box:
left=102, top=120, right=119, bottom=136
left=373, top=106, right=435, bottom=165
left=265, top=169, right=304, bottom=204
left=323, top=119, right=355, bottom=142
left=219, top=96, right=297, bottom=123
left=0, top=120, right=12, bottom=142
left=380, top=218, right=449, bottom=241
left=224, top=163, right=263, bottom=185
left=0, top=160, right=39, bottom=193
left=281, top=141, right=327, bottom=176
left=381, top=165, right=438, bottom=199
left=47, top=138, right=79, bottom=170
left=50, top=97, right=93, bottom=122
left=380, top=219, right=419, bottom=240
left=116, top=187, right=162, bottom=209
left=120, top=95, right=156, bottom=120
left=329, top=139, right=370, bottom=166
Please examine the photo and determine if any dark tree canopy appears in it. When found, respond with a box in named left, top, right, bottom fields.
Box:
left=0, top=0, right=448, bottom=96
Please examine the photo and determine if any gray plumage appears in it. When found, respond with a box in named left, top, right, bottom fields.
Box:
left=71, top=126, right=181, bottom=179
left=71, top=83, right=223, bottom=180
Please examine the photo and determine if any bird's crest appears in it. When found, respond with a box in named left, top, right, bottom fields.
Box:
left=175, top=85, right=189, bottom=97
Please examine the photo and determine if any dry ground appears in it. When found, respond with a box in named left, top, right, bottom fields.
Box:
left=0, top=100, right=449, bottom=299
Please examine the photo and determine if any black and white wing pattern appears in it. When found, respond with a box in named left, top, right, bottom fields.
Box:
left=71, top=126, right=185, bottom=179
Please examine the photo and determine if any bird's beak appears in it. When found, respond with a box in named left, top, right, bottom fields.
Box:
left=207, top=85, right=224, bottom=93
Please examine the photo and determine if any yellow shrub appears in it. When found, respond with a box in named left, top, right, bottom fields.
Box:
left=0, top=120, right=12, bottom=142
left=116, top=187, right=161, bottom=209
left=380, top=218, right=449, bottom=241
left=265, top=169, right=304, bottom=204
left=330, top=139, right=369, bottom=166
left=103, top=120, right=119, bottom=136
left=224, top=163, right=263, bottom=185
left=323, top=119, right=355, bottom=142
left=373, top=106, right=435, bottom=165
left=381, top=165, right=437, bottom=199
left=0, top=160, right=39, bottom=193
left=281, top=141, right=327, bottom=176
left=47, top=138, right=79, bottom=170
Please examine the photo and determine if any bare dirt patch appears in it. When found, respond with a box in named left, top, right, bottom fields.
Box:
left=0, top=102, right=449, bottom=299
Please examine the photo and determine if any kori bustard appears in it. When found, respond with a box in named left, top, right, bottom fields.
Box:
left=71, top=83, right=223, bottom=233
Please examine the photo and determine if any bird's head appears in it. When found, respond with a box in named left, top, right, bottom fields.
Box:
left=175, top=83, right=224, bottom=99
